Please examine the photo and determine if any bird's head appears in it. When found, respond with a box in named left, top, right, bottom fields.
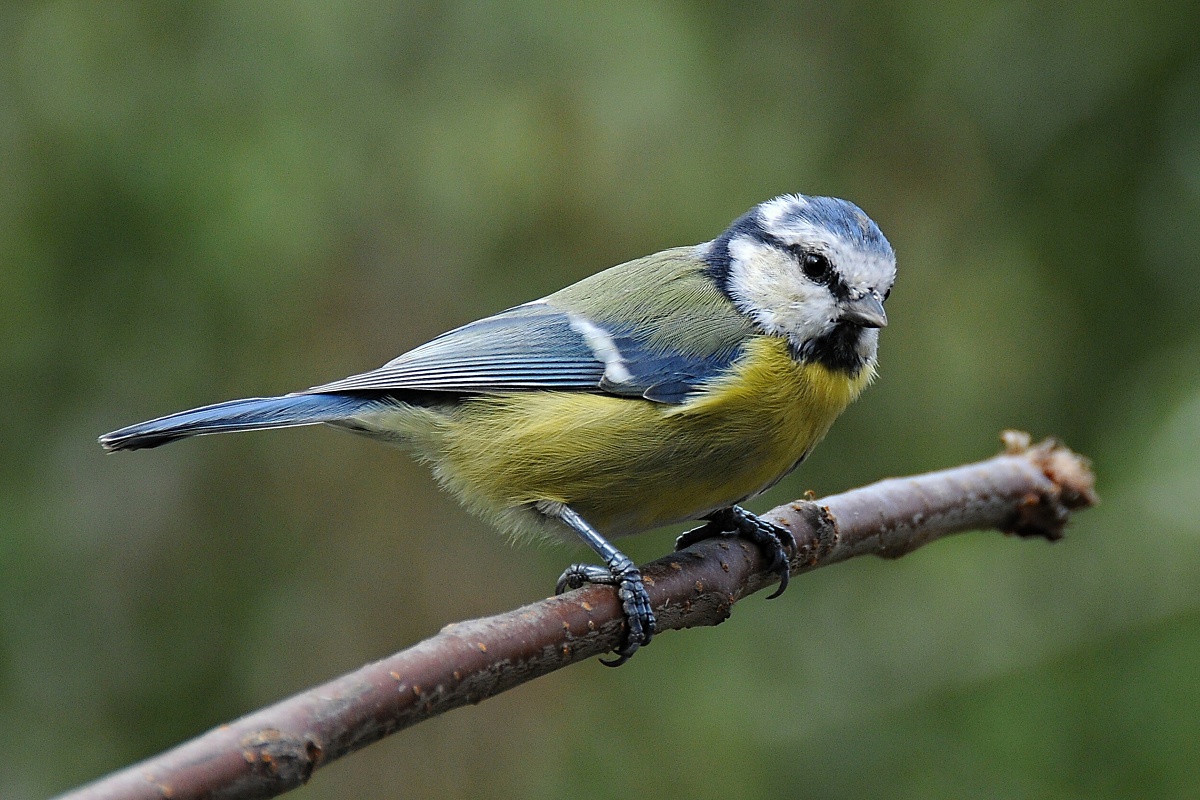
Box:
left=704, top=193, right=896, bottom=373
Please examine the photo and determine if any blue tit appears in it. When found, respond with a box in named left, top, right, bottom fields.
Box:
left=100, top=193, right=896, bottom=665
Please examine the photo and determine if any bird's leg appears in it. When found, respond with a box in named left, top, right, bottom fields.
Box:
left=541, top=503, right=655, bottom=666
left=675, top=505, right=796, bottom=599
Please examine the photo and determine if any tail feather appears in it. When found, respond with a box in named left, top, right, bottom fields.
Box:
left=99, top=393, right=379, bottom=452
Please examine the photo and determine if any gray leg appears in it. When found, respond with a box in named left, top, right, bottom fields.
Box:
left=541, top=503, right=655, bottom=666
left=675, top=505, right=796, bottom=599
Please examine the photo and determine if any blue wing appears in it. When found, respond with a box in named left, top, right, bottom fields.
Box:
left=304, top=301, right=745, bottom=404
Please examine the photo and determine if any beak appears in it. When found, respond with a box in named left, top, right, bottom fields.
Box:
left=838, top=292, right=888, bottom=328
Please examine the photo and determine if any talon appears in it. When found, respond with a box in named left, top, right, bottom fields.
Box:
left=556, top=566, right=581, bottom=595
left=543, top=504, right=656, bottom=664
left=561, top=566, right=657, bottom=666
left=609, top=567, right=654, bottom=661
left=677, top=506, right=795, bottom=599
left=674, top=518, right=721, bottom=551
left=556, top=564, right=614, bottom=595
left=766, top=563, right=790, bottom=600
left=554, top=562, right=655, bottom=663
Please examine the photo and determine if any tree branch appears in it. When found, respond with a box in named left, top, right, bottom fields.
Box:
left=59, top=432, right=1096, bottom=800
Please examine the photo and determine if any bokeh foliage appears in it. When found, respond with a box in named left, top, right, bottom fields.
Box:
left=2, top=2, right=1198, bottom=797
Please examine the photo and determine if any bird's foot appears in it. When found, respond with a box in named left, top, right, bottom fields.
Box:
left=675, top=505, right=796, bottom=599
left=557, top=559, right=655, bottom=667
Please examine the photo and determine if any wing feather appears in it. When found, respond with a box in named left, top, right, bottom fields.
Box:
left=304, top=252, right=758, bottom=404
left=305, top=303, right=606, bottom=394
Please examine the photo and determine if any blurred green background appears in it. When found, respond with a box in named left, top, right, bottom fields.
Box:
left=3, top=2, right=1198, bottom=798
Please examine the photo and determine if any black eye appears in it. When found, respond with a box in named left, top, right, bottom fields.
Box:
left=800, top=252, right=831, bottom=282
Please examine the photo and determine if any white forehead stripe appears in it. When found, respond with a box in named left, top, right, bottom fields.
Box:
left=754, top=199, right=896, bottom=293
left=757, top=193, right=809, bottom=230
left=568, top=314, right=632, bottom=384
left=759, top=198, right=853, bottom=255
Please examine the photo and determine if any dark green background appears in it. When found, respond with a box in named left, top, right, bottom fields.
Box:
left=3, top=3, right=1198, bottom=798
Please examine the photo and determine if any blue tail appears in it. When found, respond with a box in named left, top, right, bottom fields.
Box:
left=99, top=393, right=381, bottom=452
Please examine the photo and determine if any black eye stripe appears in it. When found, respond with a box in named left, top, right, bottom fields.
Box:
left=768, top=238, right=851, bottom=300
left=715, top=227, right=856, bottom=302
left=762, top=235, right=832, bottom=281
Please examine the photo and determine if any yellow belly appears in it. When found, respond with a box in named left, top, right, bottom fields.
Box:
left=381, top=336, right=874, bottom=542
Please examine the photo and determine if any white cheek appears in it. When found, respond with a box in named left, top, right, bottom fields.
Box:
left=727, top=237, right=836, bottom=344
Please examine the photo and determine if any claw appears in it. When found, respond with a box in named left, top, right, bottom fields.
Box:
left=674, top=517, right=721, bottom=551
left=556, top=564, right=612, bottom=595
left=676, top=506, right=795, bottom=598
left=558, top=561, right=655, bottom=663
left=600, top=568, right=654, bottom=666
left=545, top=503, right=656, bottom=665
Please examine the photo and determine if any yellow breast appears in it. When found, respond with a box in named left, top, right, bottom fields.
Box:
left=412, top=335, right=874, bottom=542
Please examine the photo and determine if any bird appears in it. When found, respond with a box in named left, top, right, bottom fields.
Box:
left=100, top=193, right=896, bottom=665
